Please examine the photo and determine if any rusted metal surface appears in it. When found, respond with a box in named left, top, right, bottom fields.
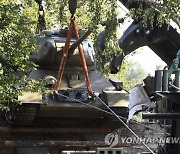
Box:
left=0, top=127, right=113, bottom=133
left=2, top=140, right=130, bottom=148
left=0, top=115, right=126, bottom=154
left=0, top=116, right=164, bottom=154
left=0, top=111, right=163, bottom=153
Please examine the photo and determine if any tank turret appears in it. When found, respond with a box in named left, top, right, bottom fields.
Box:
left=30, top=29, right=95, bottom=70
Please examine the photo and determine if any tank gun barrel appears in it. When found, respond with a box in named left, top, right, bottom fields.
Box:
left=69, top=27, right=94, bottom=53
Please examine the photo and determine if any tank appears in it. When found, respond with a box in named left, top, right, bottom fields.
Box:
left=4, top=29, right=129, bottom=125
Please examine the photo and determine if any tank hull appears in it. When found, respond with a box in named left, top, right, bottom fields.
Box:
left=5, top=29, right=129, bottom=126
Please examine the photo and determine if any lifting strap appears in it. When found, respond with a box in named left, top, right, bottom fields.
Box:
left=55, top=16, right=93, bottom=96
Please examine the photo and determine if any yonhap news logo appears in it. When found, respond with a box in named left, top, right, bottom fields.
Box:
left=105, top=132, right=180, bottom=147
left=104, top=132, right=119, bottom=148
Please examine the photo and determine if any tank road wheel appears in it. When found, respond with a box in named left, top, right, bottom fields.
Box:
left=5, top=104, right=40, bottom=126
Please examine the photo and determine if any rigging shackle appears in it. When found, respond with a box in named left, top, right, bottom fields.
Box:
left=35, top=0, right=42, bottom=5
left=68, top=0, right=77, bottom=15
left=35, top=0, right=43, bottom=11
left=39, top=4, right=43, bottom=11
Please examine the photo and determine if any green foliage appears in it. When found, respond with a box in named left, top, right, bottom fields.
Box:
left=95, top=1, right=122, bottom=74
left=24, top=0, right=121, bottom=74
left=58, top=0, right=121, bottom=74
left=109, top=60, right=147, bottom=90
left=0, top=0, right=122, bottom=110
left=0, top=2, right=47, bottom=110
left=2, top=0, right=171, bottom=110
left=129, top=0, right=180, bottom=28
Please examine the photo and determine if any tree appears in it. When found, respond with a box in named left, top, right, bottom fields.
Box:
left=1, top=0, right=178, bottom=110
left=109, top=60, right=147, bottom=90
left=57, top=0, right=121, bottom=74
left=0, top=0, right=120, bottom=110
left=125, top=61, right=147, bottom=85
left=0, top=2, right=46, bottom=110
left=123, top=0, right=180, bottom=28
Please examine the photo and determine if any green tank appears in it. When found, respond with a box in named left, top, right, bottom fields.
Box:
left=5, top=29, right=129, bottom=125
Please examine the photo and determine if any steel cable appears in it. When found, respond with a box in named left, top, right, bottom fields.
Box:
left=55, top=91, right=155, bottom=153
left=55, top=92, right=168, bottom=135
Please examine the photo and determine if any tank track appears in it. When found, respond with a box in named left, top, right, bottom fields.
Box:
left=5, top=104, right=40, bottom=126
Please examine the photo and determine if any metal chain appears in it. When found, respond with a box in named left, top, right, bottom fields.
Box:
left=36, top=4, right=46, bottom=33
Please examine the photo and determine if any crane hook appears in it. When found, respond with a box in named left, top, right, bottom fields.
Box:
left=35, top=0, right=42, bottom=5
left=68, top=0, right=77, bottom=16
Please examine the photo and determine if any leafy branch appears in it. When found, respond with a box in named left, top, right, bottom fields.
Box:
left=129, top=0, right=180, bottom=27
